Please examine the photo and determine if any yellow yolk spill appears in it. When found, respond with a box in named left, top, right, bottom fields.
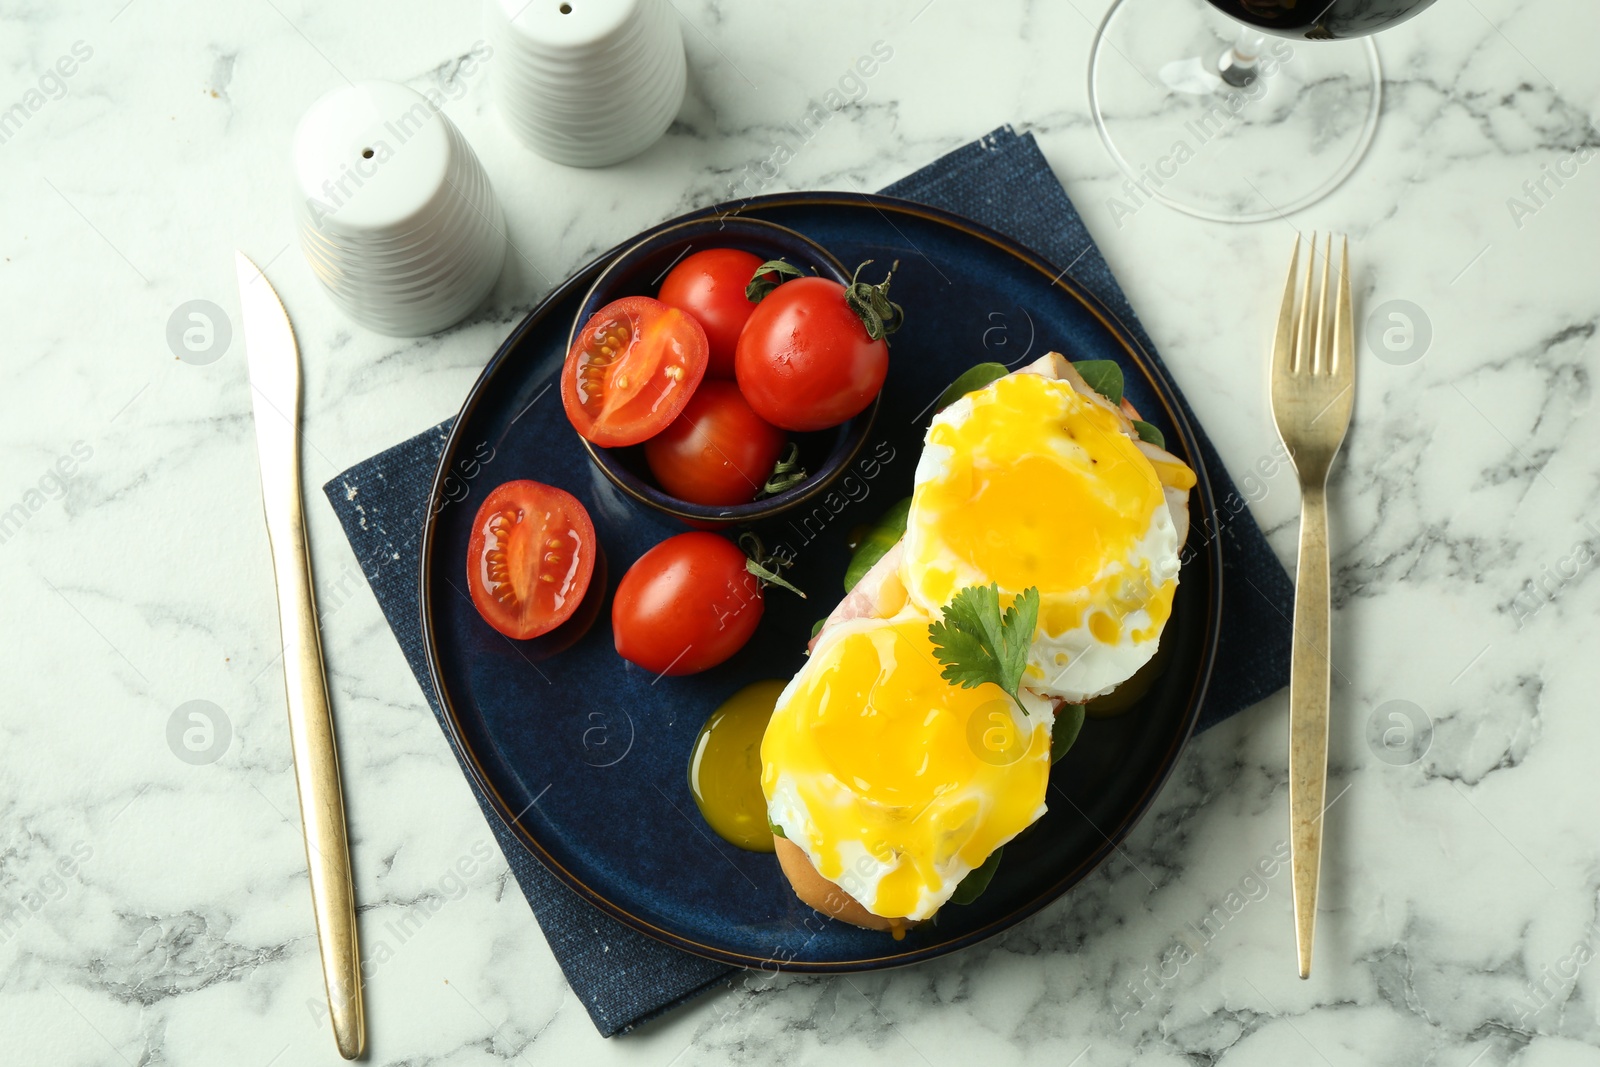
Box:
left=761, top=614, right=1051, bottom=920
left=690, top=680, right=786, bottom=853
left=905, top=372, right=1174, bottom=640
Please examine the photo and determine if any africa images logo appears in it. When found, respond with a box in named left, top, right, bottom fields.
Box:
left=0, top=41, right=93, bottom=148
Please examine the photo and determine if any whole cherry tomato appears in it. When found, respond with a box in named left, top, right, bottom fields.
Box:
left=612, top=533, right=763, bottom=675
left=643, top=380, right=787, bottom=507
left=734, top=264, right=899, bottom=432
left=657, top=248, right=767, bottom=378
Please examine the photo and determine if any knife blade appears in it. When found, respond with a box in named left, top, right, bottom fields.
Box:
left=236, top=251, right=365, bottom=1059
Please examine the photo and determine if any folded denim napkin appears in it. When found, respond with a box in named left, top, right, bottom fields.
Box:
left=322, top=125, right=1293, bottom=1036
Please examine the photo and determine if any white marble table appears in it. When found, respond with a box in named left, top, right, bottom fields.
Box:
left=5, top=1, right=1599, bottom=1063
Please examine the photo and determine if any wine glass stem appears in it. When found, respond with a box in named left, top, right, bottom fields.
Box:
left=1218, top=27, right=1268, bottom=88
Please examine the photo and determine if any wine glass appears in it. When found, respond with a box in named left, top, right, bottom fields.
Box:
left=1089, top=0, right=1440, bottom=223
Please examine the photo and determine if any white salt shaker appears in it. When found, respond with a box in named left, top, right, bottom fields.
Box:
left=292, top=80, right=507, bottom=336
left=486, top=0, right=687, bottom=168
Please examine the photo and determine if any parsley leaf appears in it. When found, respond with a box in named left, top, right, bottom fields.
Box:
left=928, top=583, right=1040, bottom=712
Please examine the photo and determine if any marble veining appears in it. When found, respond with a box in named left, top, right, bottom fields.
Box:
left=3, top=0, right=1600, bottom=1063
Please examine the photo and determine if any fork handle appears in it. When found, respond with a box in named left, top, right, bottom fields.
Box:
left=1289, top=484, right=1331, bottom=980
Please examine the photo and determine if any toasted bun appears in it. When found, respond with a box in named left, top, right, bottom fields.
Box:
left=773, top=836, right=918, bottom=935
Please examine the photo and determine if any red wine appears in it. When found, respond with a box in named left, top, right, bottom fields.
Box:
left=1205, top=0, right=1439, bottom=39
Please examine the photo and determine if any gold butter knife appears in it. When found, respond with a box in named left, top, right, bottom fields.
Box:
left=236, top=251, right=365, bottom=1057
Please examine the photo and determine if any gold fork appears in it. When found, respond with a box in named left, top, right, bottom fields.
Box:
left=1269, top=233, right=1354, bottom=979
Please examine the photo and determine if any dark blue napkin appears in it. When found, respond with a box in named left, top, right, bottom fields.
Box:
left=322, top=125, right=1292, bottom=1037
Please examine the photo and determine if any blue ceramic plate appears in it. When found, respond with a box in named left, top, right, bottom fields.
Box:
left=421, top=193, right=1222, bottom=971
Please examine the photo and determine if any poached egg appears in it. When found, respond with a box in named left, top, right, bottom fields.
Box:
left=761, top=610, right=1054, bottom=921
left=901, top=369, right=1195, bottom=702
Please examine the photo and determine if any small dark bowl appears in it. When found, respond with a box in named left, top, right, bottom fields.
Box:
left=569, top=216, right=878, bottom=527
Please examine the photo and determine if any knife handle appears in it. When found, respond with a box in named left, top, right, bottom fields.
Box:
left=265, top=493, right=366, bottom=1058
left=1288, top=484, right=1331, bottom=980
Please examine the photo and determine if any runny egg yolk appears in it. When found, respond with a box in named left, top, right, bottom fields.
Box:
left=761, top=614, right=1051, bottom=920
left=904, top=372, right=1173, bottom=641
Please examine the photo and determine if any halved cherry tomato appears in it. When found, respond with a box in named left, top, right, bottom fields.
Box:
left=467, top=480, right=597, bottom=640
left=643, top=380, right=787, bottom=507
left=658, top=248, right=766, bottom=378
left=562, top=296, right=709, bottom=447
left=612, top=532, right=762, bottom=675
left=735, top=276, right=888, bottom=432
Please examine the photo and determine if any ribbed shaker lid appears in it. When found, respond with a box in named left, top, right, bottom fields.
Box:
left=489, top=0, right=643, bottom=54
left=292, top=81, right=454, bottom=237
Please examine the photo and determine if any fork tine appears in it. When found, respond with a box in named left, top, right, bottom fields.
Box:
left=1272, top=233, right=1301, bottom=384
left=1295, top=233, right=1316, bottom=374
left=1334, top=235, right=1351, bottom=379
left=1313, top=234, right=1332, bottom=375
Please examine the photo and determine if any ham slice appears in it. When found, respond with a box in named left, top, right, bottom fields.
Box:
left=808, top=541, right=905, bottom=652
